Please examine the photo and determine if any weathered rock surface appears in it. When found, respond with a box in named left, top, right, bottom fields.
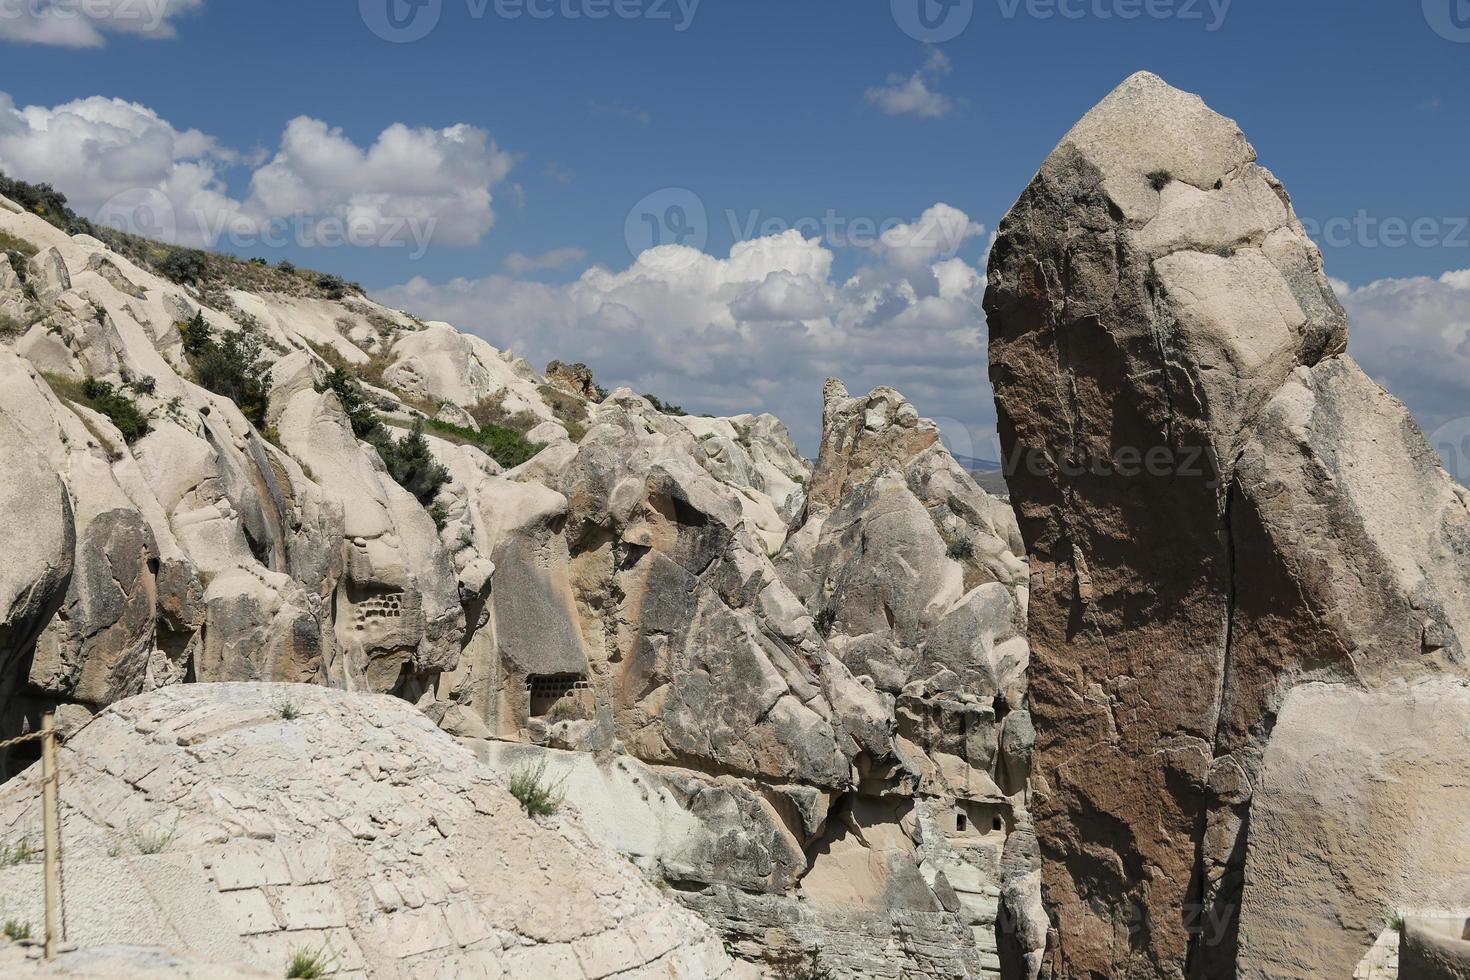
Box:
left=0, top=684, right=737, bottom=979
left=1237, top=680, right=1470, bottom=980
left=0, top=184, right=1037, bottom=978
left=985, top=70, right=1470, bottom=978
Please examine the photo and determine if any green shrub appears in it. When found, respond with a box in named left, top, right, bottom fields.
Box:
left=0, top=230, right=38, bottom=262
left=643, top=392, right=687, bottom=416
left=2, top=920, right=30, bottom=942
left=375, top=420, right=450, bottom=506
left=128, top=820, right=176, bottom=855
left=1147, top=169, right=1173, bottom=191
left=80, top=378, right=151, bottom=444
left=156, top=248, right=208, bottom=286
left=813, top=607, right=837, bottom=639
left=508, top=759, right=565, bottom=818
left=317, top=274, right=347, bottom=300
left=318, top=367, right=384, bottom=441
left=278, top=699, right=302, bottom=721
left=179, top=312, right=271, bottom=428
left=285, top=945, right=338, bottom=979
left=0, top=838, right=35, bottom=868
left=426, top=417, right=542, bottom=470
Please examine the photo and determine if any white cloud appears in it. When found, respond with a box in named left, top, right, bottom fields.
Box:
left=248, top=117, right=516, bottom=248
left=375, top=206, right=994, bottom=455
left=1337, top=268, right=1470, bottom=476
left=865, top=50, right=956, bottom=120
left=504, top=247, right=587, bottom=275
left=0, top=0, right=203, bottom=47
left=869, top=202, right=985, bottom=274
left=0, top=91, right=516, bottom=253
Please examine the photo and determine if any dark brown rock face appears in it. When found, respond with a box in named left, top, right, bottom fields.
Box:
left=985, top=72, right=1470, bottom=979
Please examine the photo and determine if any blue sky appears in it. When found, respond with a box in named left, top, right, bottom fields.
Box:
left=2, top=0, right=1469, bottom=455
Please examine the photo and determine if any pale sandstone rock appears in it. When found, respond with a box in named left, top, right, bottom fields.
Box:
left=1236, top=681, right=1470, bottom=980
left=0, top=684, right=737, bottom=979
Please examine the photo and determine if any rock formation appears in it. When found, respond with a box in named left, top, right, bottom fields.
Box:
left=0, top=179, right=1037, bottom=977
left=0, top=684, right=737, bottom=978
left=985, top=70, right=1470, bottom=978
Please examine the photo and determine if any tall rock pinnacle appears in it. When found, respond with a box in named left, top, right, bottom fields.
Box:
left=985, top=71, right=1470, bottom=978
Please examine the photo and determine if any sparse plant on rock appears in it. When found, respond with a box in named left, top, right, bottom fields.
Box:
left=508, top=758, right=566, bottom=818
left=278, top=698, right=302, bottom=721
left=813, top=607, right=837, bottom=639
left=947, top=536, right=975, bottom=560
left=1, top=920, right=30, bottom=942
left=128, top=819, right=177, bottom=855
left=1147, top=169, right=1173, bottom=191
left=80, top=377, right=151, bottom=444
left=285, top=945, right=338, bottom=979
left=0, top=837, right=36, bottom=868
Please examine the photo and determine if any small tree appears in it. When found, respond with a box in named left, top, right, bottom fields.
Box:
left=156, top=248, right=208, bottom=286
left=375, top=420, right=449, bottom=507
left=318, top=367, right=384, bottom=441
left=179, top=312, right=271, bottom=429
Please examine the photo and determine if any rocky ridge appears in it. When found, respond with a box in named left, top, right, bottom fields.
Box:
left=0, top=180, right=1036, bottom=977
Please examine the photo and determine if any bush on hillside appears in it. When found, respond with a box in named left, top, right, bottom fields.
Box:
left=318, top=367, right=385, bottom=441
left=375, top=420, right=450, bottom=507
left=178, top=312, right=271, bottom=428
left=80, top=378, right=151, bottom=444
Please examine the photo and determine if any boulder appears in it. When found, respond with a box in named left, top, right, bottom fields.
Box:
left=1235, top=680, right=1470, bottom=980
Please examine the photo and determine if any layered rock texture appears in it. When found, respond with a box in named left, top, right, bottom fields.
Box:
left=0, top=184, right=1037, bottom=977
left=0, top=684, right=736, bottom=978
left=984, top=71, right=1470, bottom=978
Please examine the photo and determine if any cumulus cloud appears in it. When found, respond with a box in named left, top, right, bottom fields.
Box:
left=504, top=247, right=587, bottom=275
left=0, top=0, right=203, bottom=47
left=375, top=206, right=997, bottom=456
left=0, top=91, right=516, bottom=254
left=247, top=117, right=516, bottom=248
left=865, top=50, right=956, bottom=119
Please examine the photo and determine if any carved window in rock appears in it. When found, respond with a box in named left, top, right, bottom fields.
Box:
left=353, top=594, right=404, bottom=631
left=953, top=801, right=1009, bottom=840
left=527, top=674, right=592, bottom=718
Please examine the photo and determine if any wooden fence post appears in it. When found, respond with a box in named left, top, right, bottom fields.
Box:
left=40, top=712, right=60, bottom=961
